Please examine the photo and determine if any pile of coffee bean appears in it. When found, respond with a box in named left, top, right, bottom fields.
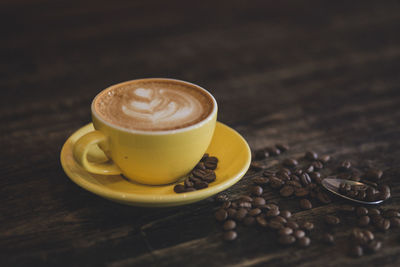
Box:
left=214, top=144, right=395, bottom=258
left=174, top=154, right=218, bottom=193
left=338, top=182, right=391, bottom=202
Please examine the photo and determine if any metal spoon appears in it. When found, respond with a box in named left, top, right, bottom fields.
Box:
left=321, top=177, right=384, bottom=205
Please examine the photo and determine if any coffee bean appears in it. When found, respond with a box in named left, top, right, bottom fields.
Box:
left=305, top=151, right=318, bottom=161
left=300, top=173, right=311, bottom=186
left=235, top=208, right=248, bottom=221
left=202, top=171, right=216, bottom=183
left=276, top=144, right=290, bottom=152
left=239, top=195, right=253, bottom=203
left=278, top=235, right=296, bottom=245
left=298, top=236, right=311, bottom=247
left=279, top=227, right=293, bottom=235
left=364, top=169, right=383, bottom=181
left=286, top=180, right=302, bottom=188
left=250, top=162, right=265, bottom=171
left=383, top=209, right=400, bottom=218
left=223, top=220, right=236, bottom=231
left=322, top=233, right=335, bottom=244
left=351, top=228, right=367, bottom=245
left=269, top=221, right=284, bottom=230
left=194, top=181, right=208, bottom=189
left=277, top=168, right=291, bottom=176
left=363, top=180, right=378, bottom=188
left=287, top=221, right=299, bottom=229
left=366, top=240, right=382, bottom=253
left=317, top=191, right=332, bottom=204
left=312, top=161, right=323, bottom=170
left=309, top=171, right=321, bottom=180
left=339, top=160, right=351, bottom=171
left=368, top=208, right=380, bottom=216
left=293, top=229, right=305, bottom=239
left=215, top=209, right=228, bottom=221
left=223, top=230, right=237, bottom=241
left=219, top=201, right=230, bottom=209
left=295, top=188, right=310, bottom=197
left=271, top=216, right=287, bottom=225
left=184, top=178, right=194, bottom=188
left=243, top=216, right=256, bottom=226
left=325, top=215, right=340, bottom=225
left=376, top=218, right=391, bottom=231
left=356, top=207, right=369, bottom=217
left=304, top=165, right=314, bottom=173
left=269, top=176, right=285, bottom=189
left=256, top=215, right=268, bottom=227
left=263, top=170, right=275, bottom=177
left=238, top=201, right=252, bottom=209
left=266, top=146, right=281, bottom=156
left=320, top=155, right=331, bottom=163
left=262, top=203, right=279, bottom=210
left=252, top=176, right=269, bottom=185
left=174, top=184, right=186, bottom=193
left=253, top=197, right=266, bottom=207
left=248, top=208, right=262, bottom=217
left=204, top=156, right=218, bottom=170
left=266, top=208, right=280, bottom=217
left=301, top=221, right=314, bottom=231
left=300, top=199, right=312, bottom=210
left=371, top=214, right=384, bottom=226
left=251, top=185, right=263, bottom=196
left=366, top=187, right=377, bottom=202
left=280, top=185, right=295, bottom=197
left=227, top=208, right=237, bottom=218
left=255, top=149, right=269, bottom=160
left=283, top=158, right=298, bottom=168
left=350, top=245, right=363, bottom=257
left=358, top=216, right=370, bottom=227
left=390, top=217, right=400, bottom=228
left=280, top=210, right=292, bottom=219
left=338, top=204, right=355, bottom=212
left=294, top=169, right=303, bottom=176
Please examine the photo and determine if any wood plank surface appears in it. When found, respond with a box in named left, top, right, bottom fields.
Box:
left=1, top=0, right=400, bottom=266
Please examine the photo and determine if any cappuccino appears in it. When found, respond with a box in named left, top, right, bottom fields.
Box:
left=93, top=79, right=214, bottom=131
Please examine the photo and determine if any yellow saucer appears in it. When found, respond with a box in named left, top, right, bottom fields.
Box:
left=60, top=122, right=251, bottom=207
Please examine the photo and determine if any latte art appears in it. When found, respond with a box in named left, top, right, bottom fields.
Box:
left=94, top=80, right=214, bottom=131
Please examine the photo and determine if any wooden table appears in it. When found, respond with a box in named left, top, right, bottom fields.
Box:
left=2, top=0, right=400, bottom=266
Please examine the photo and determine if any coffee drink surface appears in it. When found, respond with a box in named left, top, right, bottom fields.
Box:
left=94, top=80, right=214, bottom=131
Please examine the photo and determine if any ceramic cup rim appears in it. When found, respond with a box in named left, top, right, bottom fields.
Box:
left=91, top=78, right=218, bottom=135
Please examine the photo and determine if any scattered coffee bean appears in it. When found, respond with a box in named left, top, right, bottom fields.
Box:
left=221, top=201, right=231, bottom=209
left=280, top=185, right=295, bottom=197
left=322, top=233, right=335, bottom=244
left=269, top=221, right=284, bottom=230
left=325, top=215, right=340, bottom=225
left=223, top=230, right=237, bottom=241
left=339, top=160, right=351, bottom=171
left=276, top=144, right=290, bottom=152
left=266, top=208, right=280, bottom=217
left=317, top=191, right=332, bottom=204
left=295, top=187, right=310, bottom=197
left=215, top=209, right=228, bottom=222
left=279, top=227, right=293, bottom=236
left=304, top=165, right=314, bottom=173
left=300, top=173, right=312, bottom=186
left=280, top=210, right=292, bottom=219
left=364, top=169, right=383, bottom=181
left=269, top=176, right=285, bottom=189
left=293, top=229, right=305, bottom=239
left=223, top=220, right=236, bottom=231
left=271, top=216, right=287, bottom=225
left=312, top=161, right=324, bottom=170
left=283, top=158, right=298, bottom=168
left=358, top=216, right=370, bottom=227
left=287, top=221, right=299, bottom=230
left=338, top=204, right=355, bottom=212
left=383, top=209, right=400, bottom=218
left=356, top=207, right=369, bottom=217
left=390, top=217, right=400, bottom=228
left=256, top=215, right=268, bottom=227
left=239, top=195, right=253, bottom=202
left=250, top=162, right=265, bottom=171
left=227, top=208, right=237, bottom=218
left=301, top=221, right=314, bottom=231
left=243, top=216, right=256, bottom=226
left=305, top=151, right=318, bottom=161
left=300, top=199, right=312, bottom=210
left=216, top=194, right=229, bottom=203
left=266, top=146, right=281, bottom=156
left=350, top=245, right=363, bottom=257
left=252, top=176, right=269, bottom=185
left=298, top=236, right=311, bottom=247
left=251, top=185, right=263, bottom=196
left=278, top=235, right=296, bottom=245
left=376, top=218, right=391, bottom=231
left=319, top=155, right=331, bottom=163
left=238, top=201, right=252, bottom=209
left=368, top=208, right=380, bottom=216
left=255, top=149, right=269, bottom=160
left=365, top=240, right=382, bottom=253
left=253, top=197, right=266, bottom=206
left=248, top=208, right=262, bottom=217
left=235, top=208, right=248, bottom=221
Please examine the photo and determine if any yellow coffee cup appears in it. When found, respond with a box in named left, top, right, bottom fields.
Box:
left=73, top=78, right=217, bottom=185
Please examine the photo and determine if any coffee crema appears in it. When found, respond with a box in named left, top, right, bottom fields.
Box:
left=94, top=80, right=214, bottom=131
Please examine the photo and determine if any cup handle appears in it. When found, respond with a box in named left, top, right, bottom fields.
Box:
left=73, top=130, right=122, bottom=175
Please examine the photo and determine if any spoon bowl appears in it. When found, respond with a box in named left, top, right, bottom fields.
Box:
left=321, top=177, right=384, bottom=205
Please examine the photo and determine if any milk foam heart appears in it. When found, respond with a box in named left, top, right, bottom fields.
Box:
left=94, top=80, right=214, bottom=131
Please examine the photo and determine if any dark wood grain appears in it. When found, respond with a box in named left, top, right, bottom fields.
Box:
left=1, top=0, right=400, bottom=266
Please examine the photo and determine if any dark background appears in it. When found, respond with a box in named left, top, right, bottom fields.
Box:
left=1, top=0, right=400, bottom=266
